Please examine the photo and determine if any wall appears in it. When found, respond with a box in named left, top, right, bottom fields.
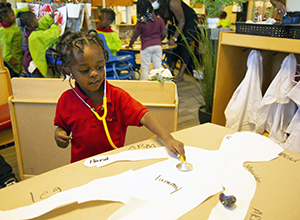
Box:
left=7, top=0, right=17, bottom=8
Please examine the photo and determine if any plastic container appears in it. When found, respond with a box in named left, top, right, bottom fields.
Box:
left=235, top=22, right=298, bottom=39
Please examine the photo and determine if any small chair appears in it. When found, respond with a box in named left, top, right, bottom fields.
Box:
left=97, top=33, right=137, bottom=80
left=117, top=50, right=141, bottom=78
left=161, top=51, right=169, bottom=69
left=0, top=45, right=14, bottom=146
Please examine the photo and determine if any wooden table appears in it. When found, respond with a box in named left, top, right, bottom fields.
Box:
left=0, top=123, right=299, bottom=220
left=120, top=43, right=177, bottom=52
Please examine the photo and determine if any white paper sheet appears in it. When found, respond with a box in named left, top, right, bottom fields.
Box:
left=54, top=6, right=67, bottom=36
left=0, top=133, right=284, bottom=220
left=0, top=171, right=133, bottom=220
left=208, top=132, right=283, bottom=220
left=83, top=147, right=173, bottom=168
left=108, top=148, right=227, bottom=220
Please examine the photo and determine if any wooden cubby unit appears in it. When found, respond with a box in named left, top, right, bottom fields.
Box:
left=212, top=32, right=300, bottom=126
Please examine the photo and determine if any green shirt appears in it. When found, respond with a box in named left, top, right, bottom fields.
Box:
left=0, top=6, right=29, bottom=74
left=96, top=28, right=122, bottom=56
left=217, top=19, right=231, bottom=28
left=28, top=14, right=60, bottom=77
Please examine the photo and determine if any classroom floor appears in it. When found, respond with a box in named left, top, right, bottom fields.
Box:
left=0, top=73, right=201, bottom=182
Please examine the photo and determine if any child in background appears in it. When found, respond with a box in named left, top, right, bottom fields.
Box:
left=217, top=11, right=231, bottom=28
left=127, top=0, right=166, bottom=80
left=17, top=11, right=60, bottom=77
left=53, top=30, right=185, bottom=163
left=0, top=3, right=29, bottom=77
left=96, top=8, right=122, bottom=56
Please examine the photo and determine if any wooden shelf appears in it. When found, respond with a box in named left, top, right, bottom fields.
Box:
left=91, top=6, right=99, bottom=23
left=212, top=32, right=300, bottom=126
left=93, top=0, right=133, bottom=6
left=117, top=24, right=136, bottom=27
left=220, top=32, right=300, bottom=54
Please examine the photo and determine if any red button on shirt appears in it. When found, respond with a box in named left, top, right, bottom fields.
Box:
left=54, top=81, right=148, bottom=163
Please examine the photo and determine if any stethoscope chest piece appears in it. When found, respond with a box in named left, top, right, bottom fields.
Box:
left=176, top=161, right=193, bottom=172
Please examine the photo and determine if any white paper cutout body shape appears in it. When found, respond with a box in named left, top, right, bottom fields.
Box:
left=0, top=134, right=283, bottom=220
left=0, top=171, right=133, bottom=220
left=225, top=50, right=263, bottom=132
left=108, top=133, right=283, bottom=220
left=256, top=53, right=297, bottom=144
left=108, top=147, right=228, bottom=220
left=208, top=132, right=283, bottom=220
left=0, top=147, right=227, bottom=220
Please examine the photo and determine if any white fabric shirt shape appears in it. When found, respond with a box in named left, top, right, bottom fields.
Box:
left=225, top=50, right=263, bottom=132
left=256, top=53, right=297, bottom=144
left=281, top=82, right=300, bottom=152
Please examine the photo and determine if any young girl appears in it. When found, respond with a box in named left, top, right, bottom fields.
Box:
left=17, top=11, right=60, bottom=77
left=0, top=3, right=29, bottom=77
left=127, top=0, right=166, bottom=80
left=53, top=30, right=185, bottom=163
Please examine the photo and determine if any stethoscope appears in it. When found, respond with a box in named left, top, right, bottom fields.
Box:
left=68, top=74, right=118, bottom=150
left=68, top=74, right=193, bottom=171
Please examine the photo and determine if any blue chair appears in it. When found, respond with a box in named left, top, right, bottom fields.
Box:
left=97, top=33, right=137, bottom=80
left=161, top=51, right=168, bottom=69
left=117, top=50, right=141, bottom=78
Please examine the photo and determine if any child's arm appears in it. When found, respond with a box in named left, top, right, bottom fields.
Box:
left=28, top=23, right=60, bottom=76
left=55, top=127, right=72, bottom=148
left=161, top=29, right=167, bottom=41
left=38, top=14, right=54, bottom=30
left=159, top=18, right=167, bottom=40
left=1, top=34, right=18, bottom=65
left=127, top=33, right=139, bottom=48
left=108, top=32, right=123, bottom=55
left=140, top=112, right=186, bottom=160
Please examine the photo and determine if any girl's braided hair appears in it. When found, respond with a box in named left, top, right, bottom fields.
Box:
left=0, top=3, right=12, bottom=22
left=16, top=11, right=36, bottom=35
left=136, top=0, right=154, bottom=25
left=53, top=29, right=109, bottom=78
left=16, top=11, right=36, bottom=28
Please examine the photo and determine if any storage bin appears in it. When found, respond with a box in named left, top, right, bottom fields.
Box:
left=235, top=22, right=300, bottom=39
left=289, top=24, right=300, bottom=39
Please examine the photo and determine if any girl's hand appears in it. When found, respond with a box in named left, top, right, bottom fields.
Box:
left=50, top=10, right=58, bottom=19
left=55, top=127, right=72, bottom=148
left=54, top=21, right=60, bottom=26
left=139, top=112, right=186, bottom=160
left=164, top=137, right=186, bottom=161
left=28, top=4, right=34, bottom=12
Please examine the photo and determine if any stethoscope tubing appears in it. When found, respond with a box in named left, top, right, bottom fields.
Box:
left=68, top=75, right=118, bottom=149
